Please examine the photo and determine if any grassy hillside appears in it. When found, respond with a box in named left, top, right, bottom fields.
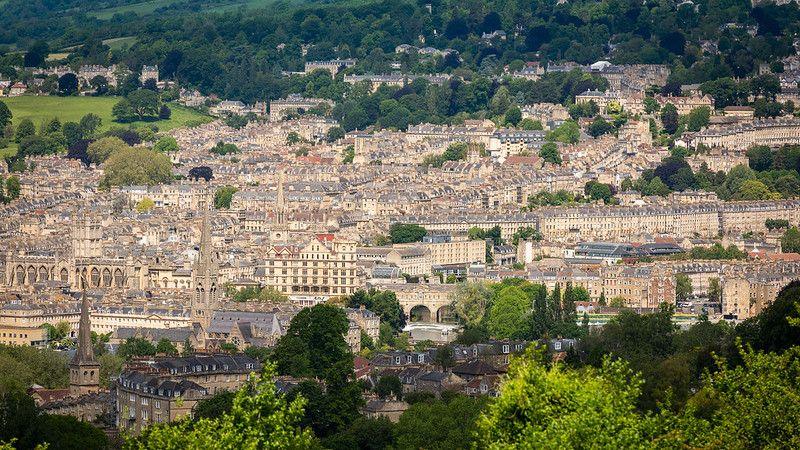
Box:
left=0, top=95, right=211, bottom=157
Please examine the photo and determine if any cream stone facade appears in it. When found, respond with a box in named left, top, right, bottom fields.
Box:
left=688, top=118, right=800, bottom=151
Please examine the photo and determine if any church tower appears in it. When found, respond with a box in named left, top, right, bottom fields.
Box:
left=191, top=199, right=219, bottom=330
left=69, top=291, right=100, bottom=396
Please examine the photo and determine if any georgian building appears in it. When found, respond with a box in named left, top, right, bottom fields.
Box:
left=115, top=355, right=260, bottom=434
left=688, top=118, right=800, bottom=151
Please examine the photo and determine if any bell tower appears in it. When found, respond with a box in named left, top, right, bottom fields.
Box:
left=69, top=290, right=100, bottom=396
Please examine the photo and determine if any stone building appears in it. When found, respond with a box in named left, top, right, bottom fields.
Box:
left=115, top=354, right=260, bottom=435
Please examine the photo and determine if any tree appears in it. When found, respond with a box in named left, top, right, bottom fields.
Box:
left=117, top=337, right=156, bottom=359
left=194, top=390, right=235, bottom=420
left=272, top=304, right=351, bottom=379
left=4, top=176, right=20, bottom=201
left=126, top=90, right=161, bottom=120
left=24, top=40, right=49, bottom=67
left=695, top=279, right=716, bottom=307
left=100, top=147, right=173, bottom=188
left=189, top=166, right=213, bottom=181
left=680, top=345, right=800, bottom=448
left=346, top=289, right=405, bottom=333
left=504, top=106, right=522, bottom=126
left=326, top=126, right=345, bottom=143
left=58, top=73, right=79, bottom=96
left=538, top=142, right=562, bottom=165
left=433, top=344, right=455, bottom=369
left=14, top=119, right=35, bottom=143
left=129, top=365, right=314, bottom=449
left=676, top=274, right=693, bottom=301
left=686, top=106, right=711, bottom=132
left=210, top=141, right=239, bottom=155
left=449, top=281, right=493, bottom=327
left=546, top=121, right=580, bottom=144
left=746, top=145, right=773, bottom=171
left=396, top=395, right=488, bottom=450
left=585, top=181, right=614, bottom=203
left=0, top=101, right=10, bottom=129
left=733, top=179, right=777, bottom=201
left=782, top=227, right=800, bottom=254
left=78, top=114, right=102, bottom=138
left=477, top=349, right=662, bottom=448
left=214, top=186, right=238, bottom=209
left=487, top=286, right=530, bottom=339
left=90, top=75, right=109, bottom=95
left=389, top=223, right=426, bottom=243
left=224, top=114, right=248, bottom=130
left=286, top=132, right=302, bottom=145
left=153, top=136, right=179, bottom=153
left=135, top=197, right=155, bottom=213
left=0, top=391, right=38, bottom=445
left=112, top=99, right=136, bottom=122
left=158, top=104, right=172, bottom=120
left=61, top=121, right=83, bottom=148
left=323, top=417, right=396, bottom=450
left=375, top=375, right=402, bottom=400
left=588, top=116, right=615, bottom=137
left=660, top=103, right=679, bottom=135
left=87, top=136, right=128, bottom=164
left=22, top=414, right=108, bottom=450
left=155, top=338, right=178, bottom=356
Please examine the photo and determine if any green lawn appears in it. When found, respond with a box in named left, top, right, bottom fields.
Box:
left=0, top=96, right=211, bottom=157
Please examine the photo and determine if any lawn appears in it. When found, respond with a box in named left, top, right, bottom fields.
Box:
left=0, top=96, right=211, bottom=157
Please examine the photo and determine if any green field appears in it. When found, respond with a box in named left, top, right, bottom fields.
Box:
left=89, top=0, right=294, bottom=18
left=0, top=96, right=211, bottom=157
left=103, top=36, right=138, bottom=51
left=89, top=0, right=186, bottom=19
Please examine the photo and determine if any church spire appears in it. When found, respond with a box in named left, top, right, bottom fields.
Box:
left=192, top=198, right=219, bottom=329
left=69, top=289, right=100, bottom=396
left=276, top=168, right=287, bottom=226
left=73, top=290, right=95, bottom=364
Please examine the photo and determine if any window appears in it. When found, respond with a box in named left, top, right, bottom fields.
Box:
left=502, top=345, right=510, bottom=354
left=394, top=356, right=401, bottom=364
left=154, top=400, right=161, bottom=409
left=141, top=397, right=149, bottom=405
left=142, top=410, right=149, bottom=421
left=554, top=341, right=562, bottom=351
left=418, top=355, right=424, bottom=363
left=130, top=394, right=135, bottom=402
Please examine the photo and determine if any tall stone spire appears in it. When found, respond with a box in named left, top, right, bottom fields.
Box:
left=191, top=199, right=219, bottom=329
left=276, top=168, right=287, bottom=227
left=69, top=290, right=100, bottom=396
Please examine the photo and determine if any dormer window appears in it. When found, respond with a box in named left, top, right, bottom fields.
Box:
left=554, top=341, right=562, bottom=351
left=502, top=344, right=510, bottom=354
left=395, top=356, right=401, bottom=364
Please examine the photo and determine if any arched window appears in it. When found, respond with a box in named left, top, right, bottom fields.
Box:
left=15, top=266, right=25, bottom=285
left=27, top=266, right=37, bottom=284
left=90, top=268, right=100, bottom=287
left=114, top=269, right=124, bottom=287
left=60, top=268, right=69, bottom=282
left=38, top=266, right=48, bottom=282
left=102, top=268, right=112, bottom=287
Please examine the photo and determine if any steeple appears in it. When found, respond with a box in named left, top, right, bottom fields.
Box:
left=69, top=290, right=100, bottom=396
left=191, top=200, right=219, bottom=329
left=276, top=168, right=287, bottom=227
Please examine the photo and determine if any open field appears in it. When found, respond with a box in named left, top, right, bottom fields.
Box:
left=89, top=0, right=186, bottom=19
left=89, top=0, right=298, bottom=18
left=0, top=95, right=211, bottom=157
